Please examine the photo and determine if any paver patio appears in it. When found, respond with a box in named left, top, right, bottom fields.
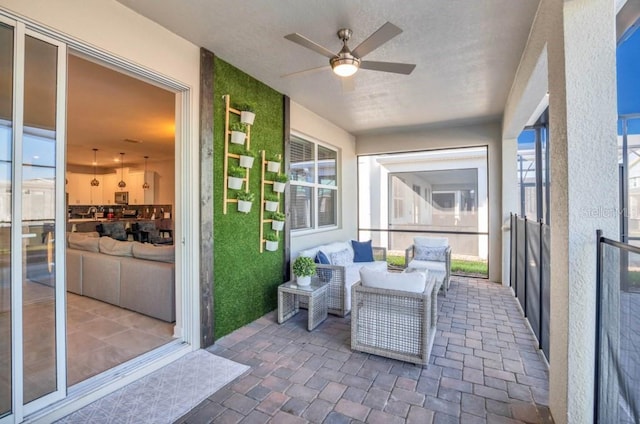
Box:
left=177, top=277, right=554, bottom=423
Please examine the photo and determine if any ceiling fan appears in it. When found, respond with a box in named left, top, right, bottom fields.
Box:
left=283, top=22, right=416, bottom=79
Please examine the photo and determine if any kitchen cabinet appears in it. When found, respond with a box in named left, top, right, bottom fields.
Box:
left=128, top=171, right=157, bottom=205
left=66, top=173, right=92, bottom=205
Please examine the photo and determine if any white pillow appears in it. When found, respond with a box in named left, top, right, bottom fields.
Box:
left=329, top=248, right=353, bottom=266
left=359, top=266, right=426, bottom=293
left=414, top=237, right=448, bottom=248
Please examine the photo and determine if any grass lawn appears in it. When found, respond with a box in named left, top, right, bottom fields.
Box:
left=387, top=254, right=488, bottom=277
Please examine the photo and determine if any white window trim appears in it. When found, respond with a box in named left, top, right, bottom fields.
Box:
left=290, top=131, right=340, bottom=235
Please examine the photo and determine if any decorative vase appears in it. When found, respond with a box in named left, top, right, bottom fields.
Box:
left=228, top=176, right=243, bottom=190
left=239, top=155, right=254, bottom=168
left=265, top=200, right=278, bottom=212
left=267, top=161, right=281, bottom=173
left=265, top=240, right=278, bottom=251
left=240, top=111, right=256, bottom=125
left=230, top=131, right=246, bottom=145
left=296, top=275, right=311, bottom=286
left=272, top=220, right=284, bottom=231
left=237, top=200, right=252, bottom=213
left=273, top=181, right=286, bottom=193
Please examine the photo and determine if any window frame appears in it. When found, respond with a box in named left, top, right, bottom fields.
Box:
left=289, top=131, right=340, bottom=234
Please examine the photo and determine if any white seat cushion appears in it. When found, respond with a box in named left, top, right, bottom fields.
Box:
left=344, top=261, right=387, bottom=311
left=360, top=266, right=426, bottom=293
left=408, top=259, right=447, bottom=273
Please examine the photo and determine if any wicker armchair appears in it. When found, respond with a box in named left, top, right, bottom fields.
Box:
left=405, top=240, right=451, bottom=295
left=350, top=276, right=436, bottom=366
left=313, top=246, right=387, bottom=317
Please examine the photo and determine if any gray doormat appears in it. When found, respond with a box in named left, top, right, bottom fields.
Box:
left=57, top=349, right=249, bottom=423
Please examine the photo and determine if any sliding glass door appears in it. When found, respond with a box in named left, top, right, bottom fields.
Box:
left=0, top=16, right=67, bottom=422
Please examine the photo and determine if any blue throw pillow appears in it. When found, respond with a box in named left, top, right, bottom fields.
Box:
left=315, top=251, right=332, bottom=282
left=352, top=240, right=374, bottom=263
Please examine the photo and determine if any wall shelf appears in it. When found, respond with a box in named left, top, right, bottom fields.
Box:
left=260, top=151, right=282, bottom=252
left=222, top=94, right=251, bottom=214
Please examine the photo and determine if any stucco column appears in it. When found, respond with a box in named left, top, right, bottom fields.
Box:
left=501, top=138, right=518, bottom=287
left=546, top=1, right=618, bottom=423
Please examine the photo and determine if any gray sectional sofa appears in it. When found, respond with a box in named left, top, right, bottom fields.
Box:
left=66, top=233, right=175, bottom=322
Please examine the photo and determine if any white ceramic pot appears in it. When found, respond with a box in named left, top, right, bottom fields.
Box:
left=265, top=200, right=278, bottom=212
left=240, top=111, right=256, bottom=125
left=237, top=200, right=252, bottom=213
left=272, top=220, right=284, bottom=231
left=296, top=275, right=311, bottom=286
left=228, top=176, right=243, bottom=190
left=273, top=181, right=286, bottom=193
left=265, top=240, right=278, bottom=251
left=230, top=131, right=246, bottom=145
left=239, top=155, right=254, bottom=168
left=267, top=161, right=281, bottom=173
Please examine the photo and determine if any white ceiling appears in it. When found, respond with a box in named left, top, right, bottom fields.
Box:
left=116, top=0, right=540, bottom=135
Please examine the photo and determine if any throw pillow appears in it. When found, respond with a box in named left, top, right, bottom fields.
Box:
left=314, top=251, right=332, bottom=282
left=351, top=240, right=374, bottom=263
left=329, top=248, right=352, bottom=266
left=68, top=233, right=100, bottom=252
left=414, top=245, right=448, bottom=262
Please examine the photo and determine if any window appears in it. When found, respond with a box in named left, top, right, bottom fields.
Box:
left=289, top=135, right=338, bottom=231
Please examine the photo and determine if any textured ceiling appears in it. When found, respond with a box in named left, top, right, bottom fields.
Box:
left=117, top=0, right=540, bottom=135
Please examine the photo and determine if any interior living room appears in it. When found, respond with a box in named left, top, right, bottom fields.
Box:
left=0, top=1, right=637, bottom=423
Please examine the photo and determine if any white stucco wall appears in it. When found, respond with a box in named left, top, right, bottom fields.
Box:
left=356, top=121, right=503, bottom=282
left=289, top=101, right=357, bottom=256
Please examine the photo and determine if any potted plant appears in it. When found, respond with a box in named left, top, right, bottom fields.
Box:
left=264, top=232, right=279, bottom=251
left=227, top=165, right=245, bottom=190
left=238, top=148, right=255, bottom=169
left=292, top=256, right=316, bottom=286
left=264, top=193, right=279, bottom=212
left=237, top=103, right=256, bottom=126
left=229, top=122, right=247, bottom=145
left=273, top=173, right=288, bottom=193
left=236, top=191, right=254, bottom=213
left=266, top=153, right=281, bottom=173
left=271, top=211, right=285, bottom=231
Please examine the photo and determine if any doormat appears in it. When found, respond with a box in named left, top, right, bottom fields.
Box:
left=56, top=349, right=249, bottom=424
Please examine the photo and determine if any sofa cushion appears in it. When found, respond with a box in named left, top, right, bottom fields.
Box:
left=360, top=266, right=426, bottom=293
left=314, top=251, right=332, bottom=282
left=352, top=240, right=374, bottom=262
left=330, top=248, right=352, bottom=266
left=408, top=259, right=447, bottom=273
left=132, top=243, right=175, bottom=263
left=414, top=245, right=448, bottom=262
left=68, top=233, right=100, bottom=252
left=99, top=237, right=134, bottom=257
left=414, top=236, right=448, bottom=248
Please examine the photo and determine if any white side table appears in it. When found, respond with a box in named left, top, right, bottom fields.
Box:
left=278, top=280, right=328, bottom=331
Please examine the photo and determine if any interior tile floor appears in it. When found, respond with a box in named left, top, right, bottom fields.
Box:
left=178, top=277, right=554, bottom=424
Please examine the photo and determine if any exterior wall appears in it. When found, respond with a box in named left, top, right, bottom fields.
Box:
left=289, top=101, right=357, bottom=256
left=356, top=121, right=502, bottom=282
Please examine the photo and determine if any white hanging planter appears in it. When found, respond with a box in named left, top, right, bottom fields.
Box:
left=228, top=176, right=243, bottom=190
left=240, top=111, right=256, bottom=125
left=272, top=220, right=284, bottom=231
left=296, top=275, right=311, bottom=286
left=237, top=200, right=252, bottom=213
left=267, top=161, right=281, bottom=173
left=239, top=155, right=255, bottom=168
left=265, top=240, right=278, bottom=251
left=265, top=200, right=278, bottom=212
left=273, top=181, right=286, bottom=193
left=230, top=131, right=246, bottom=145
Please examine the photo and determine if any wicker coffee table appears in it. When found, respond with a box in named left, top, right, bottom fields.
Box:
left=278, top=280, right=328, bottom=331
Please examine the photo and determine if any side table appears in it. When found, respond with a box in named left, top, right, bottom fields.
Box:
left=278, top=280, right=328, bottom=331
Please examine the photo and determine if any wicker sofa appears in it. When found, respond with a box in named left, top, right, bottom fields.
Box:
left=351, top=267, right=437, bottom=365
left=298, top=241, right=387, bottom=316
left=405, top=236, right=451, bottom=295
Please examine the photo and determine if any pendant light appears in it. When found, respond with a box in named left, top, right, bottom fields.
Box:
left=118, top=152, right=127, bottom=188
left=142, top=156, right=150, bottom=190
left=90, top=148, right=100, bottom=187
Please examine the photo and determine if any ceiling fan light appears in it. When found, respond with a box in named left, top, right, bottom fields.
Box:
left=331, top=56, right=360, bottom=77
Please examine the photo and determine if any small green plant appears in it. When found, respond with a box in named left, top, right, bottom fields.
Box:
left=266, top=152, right=281, bottom=162
left=239, top=148, right=255, bottom=158
left=228, top=165, right=245, bottom=178
left=264, top=232, right=279, bottom=242
left=274, top=173, right=289, bottom=183
left=264, top=193, right=279, bottom=202
left=230, top=122, right=247, bottom=132
left=236, top=103, right=255, bottom=113
left=272, top=211, right=286, bottom=221
left=293, top=256, right=316, bottom=277
left=236, top=191, right=255, bottom=202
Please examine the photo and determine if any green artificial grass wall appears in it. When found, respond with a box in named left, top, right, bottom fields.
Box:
left=213, top=57, right=285, bottom=339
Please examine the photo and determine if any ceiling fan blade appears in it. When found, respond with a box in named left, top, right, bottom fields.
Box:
left=281, top=65, right=330, bottom=78
left=352, top=22, right=403, bottom=58
left=284, top=33, right=336, bottom=59
left=340, top=76, right=355, bottom=92
left=360, top=60, right=416, bottom=75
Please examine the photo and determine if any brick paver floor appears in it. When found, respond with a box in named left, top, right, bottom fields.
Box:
left=177, top=277, right=554, bottom=423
